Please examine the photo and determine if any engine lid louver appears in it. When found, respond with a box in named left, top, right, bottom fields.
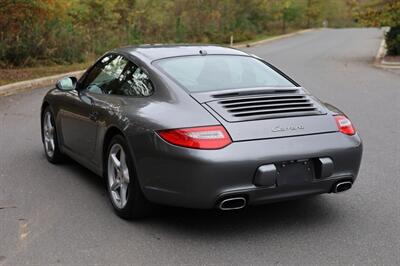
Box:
left=206, top=94, right=325, bottom=122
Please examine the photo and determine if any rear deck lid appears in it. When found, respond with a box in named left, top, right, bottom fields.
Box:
left=191, top=87, right=338, bottom=141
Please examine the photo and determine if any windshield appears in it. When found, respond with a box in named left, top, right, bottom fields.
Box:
left=155, top=55, right=294, bottom=92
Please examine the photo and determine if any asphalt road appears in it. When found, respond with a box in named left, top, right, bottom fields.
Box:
left=1, top=28, right=399, bottom=265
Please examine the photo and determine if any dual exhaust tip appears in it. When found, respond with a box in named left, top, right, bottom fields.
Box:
left=218, top=197, right=247, bottom=211
left=333, top=181, right=353, bottom=193
left=218, top=181, right=353, bottom=210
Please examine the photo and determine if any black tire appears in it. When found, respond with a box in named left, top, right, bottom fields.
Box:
left=105, top=135, right=150, bottom=219
left=41, top=106, right=64, bottom=164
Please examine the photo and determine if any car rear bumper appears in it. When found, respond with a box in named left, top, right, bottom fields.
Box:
left=135, top=132, right=362, bottom=209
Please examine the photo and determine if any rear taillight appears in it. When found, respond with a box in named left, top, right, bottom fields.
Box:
left=157, top=125, right=232, bottom=149
left=334, top=115, right=355, bottom=135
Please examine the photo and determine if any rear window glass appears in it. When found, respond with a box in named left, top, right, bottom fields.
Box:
left=154, top=55, right=294, bottom=92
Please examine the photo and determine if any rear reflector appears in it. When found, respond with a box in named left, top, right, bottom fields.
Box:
left=157, top=125, right=232, bottom=149
left=334, top=115, right=355, bottom=135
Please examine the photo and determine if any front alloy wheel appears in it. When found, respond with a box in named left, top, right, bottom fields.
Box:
left=42, top=107, right=63, bottom=163
left=43, top=111, right=55, bottom=158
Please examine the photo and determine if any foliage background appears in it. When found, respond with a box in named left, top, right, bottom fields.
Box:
left=0, top=0, right=394, bottom=67
left=356, top=0, right=400, bottom=55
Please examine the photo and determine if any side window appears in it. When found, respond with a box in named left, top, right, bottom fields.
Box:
left=118, top=63, right=154, bottom=96
left=84, top=55, right=129, bottom=94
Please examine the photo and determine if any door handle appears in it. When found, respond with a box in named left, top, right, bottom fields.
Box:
left=89, top=111, right=98, bottom=121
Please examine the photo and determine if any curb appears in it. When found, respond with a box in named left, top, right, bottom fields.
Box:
left=374, top=39, right=386, bottom=65
left=374, top=28, right=400, bottom=69
left=0, top=70, right=84, bottom=97
left=232, top=28, right=316, bottom=48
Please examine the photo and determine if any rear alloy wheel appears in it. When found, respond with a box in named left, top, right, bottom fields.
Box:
left=106, top=135, right=149, bottom=219
left=42, top=107, right=63, bottom=163
left=108, top=143, right=130, bottom=209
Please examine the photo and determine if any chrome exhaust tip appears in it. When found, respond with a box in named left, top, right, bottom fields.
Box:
left=218, top=197, right=247, bottom=211
left=333, top=181, right=353, bottom=193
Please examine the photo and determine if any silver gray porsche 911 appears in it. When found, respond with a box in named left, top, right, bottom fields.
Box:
left=41, top=45, right=363, bottom=219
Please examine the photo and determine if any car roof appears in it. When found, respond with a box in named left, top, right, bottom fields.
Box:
left=114, top=44, right=250, bottom=62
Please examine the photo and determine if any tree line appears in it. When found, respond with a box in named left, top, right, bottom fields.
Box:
left=0, top=0, right=382, bottom=67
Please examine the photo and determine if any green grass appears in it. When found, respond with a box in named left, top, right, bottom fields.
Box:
left=0, top=62, right=91, bottom=86
left=232, top=33, right=274, bottom=46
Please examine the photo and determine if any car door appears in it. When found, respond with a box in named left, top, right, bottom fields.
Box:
left=58, top=86, right=98, bottom=162
left=59, top=54, right=129, bottom=162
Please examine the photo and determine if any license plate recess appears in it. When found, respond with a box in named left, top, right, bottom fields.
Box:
left=276, top=159, right=315, bottom=186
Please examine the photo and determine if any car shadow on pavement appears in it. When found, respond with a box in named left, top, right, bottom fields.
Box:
left=58, top=155, right=339, bottom=237
left=51, top=154, right=107, bottom=193
left=139, top=196, right=337, bottom=238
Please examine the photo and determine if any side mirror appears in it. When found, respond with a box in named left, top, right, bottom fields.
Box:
left=56, top=77, right=77, bottom=91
